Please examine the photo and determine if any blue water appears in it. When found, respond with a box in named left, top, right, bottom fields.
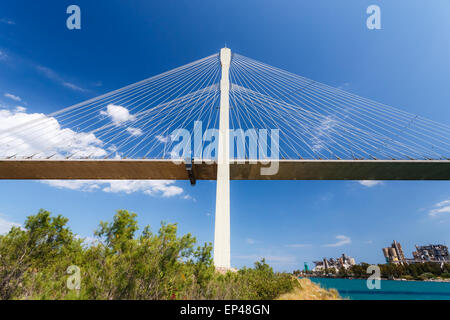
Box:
left=309, top=277, right=450, bottom=300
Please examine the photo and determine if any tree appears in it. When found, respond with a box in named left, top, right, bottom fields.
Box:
left=0, top=209, right=79, bottom=299
left=95, top=210, right=139, bottom=253
left=0, top=209, right=297, bottom=300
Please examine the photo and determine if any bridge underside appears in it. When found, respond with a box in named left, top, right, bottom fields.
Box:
left=0, top=160, right=449, bottom=180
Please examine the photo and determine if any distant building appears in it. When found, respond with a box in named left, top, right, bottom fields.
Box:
left=313, top=254, right=356, bottom=272
left=304, top=262, right=310, bottom=272
left=382, top=241, right=449, bottom=265
left=412, top=244, right=450, bottom=263
left=382, top=240, right=407, bottom=265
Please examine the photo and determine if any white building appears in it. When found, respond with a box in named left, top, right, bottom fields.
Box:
left=313, top=254, right=356, bottom=272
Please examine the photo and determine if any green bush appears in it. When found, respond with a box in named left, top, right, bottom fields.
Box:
left=0, top=209, right=295, bottom=300
left=234, top=259, right=295, bottom=300
left=418, top=272, right=436, bottom=280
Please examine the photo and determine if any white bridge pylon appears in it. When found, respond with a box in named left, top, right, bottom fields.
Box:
left=214, top=48, right=231, bottom=270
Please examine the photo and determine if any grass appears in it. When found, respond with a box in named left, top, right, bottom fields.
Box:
left=277, top=278, right=341, bottom=300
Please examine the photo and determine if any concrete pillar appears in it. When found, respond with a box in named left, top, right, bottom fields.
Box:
left=214, top=48, right=231, bottom=269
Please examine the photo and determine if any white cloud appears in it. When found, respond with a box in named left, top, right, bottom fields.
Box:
left=1, top=108, right=185, bottom=199
left=62, top=82, right=86, bottom=92
left=182, top=194, right=195, bottom=201
left=338, top=82, right=351, bottom=90
left=0, top=108, right=106, bottom=159
left=320, top=193, right=333, bottom=201
left=429, top=199, right=450, bottom=217
left=322, top=235, right=351, bottom=247
left=156, top=135, right=170, bottom=143
left=4, top=93, right=21, bottom=102
left=311, top=116, right=337, bottom=152
left=42, top=180, right=101, bottom=192
left=106, top=180, right=183, bottom=198
left=100, top=104, right=135, bottom=125
left=42, top=180, right=184, bottom=198
left=0, top=18, right=16, bottom=25
left=36, top=65, right=87, bottom=92
left=285, top=243, right=312, bottom=248
left=436, top=200, right=450, bottom=207
left=0, top=216, right=21, bottom=234
left=246, top=238, right=256, bottom=245
left=429, top=206, right=450, bottom=217
left=0, top=50, right=7, bottom=61
left=358, top=180, right=383, bottom=187
left=14, top=106, right=26, bottom=113
left=126, top=127, right=143, bottom=136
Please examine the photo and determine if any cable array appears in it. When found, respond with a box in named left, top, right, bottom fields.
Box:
left=0, top=54, right=221, bottom=160
left=229, top=54, right=450, bottom=160
left=0, top=51, right=448, bottom=161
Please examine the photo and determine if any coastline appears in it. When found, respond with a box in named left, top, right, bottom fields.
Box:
left=303, top=275, right=450, bottom=283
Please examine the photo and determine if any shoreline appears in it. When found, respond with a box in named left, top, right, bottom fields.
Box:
left=303, top=275, right=450, bottom=283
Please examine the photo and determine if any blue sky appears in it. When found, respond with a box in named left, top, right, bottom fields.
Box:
left=0, top=0, right=450, bottom=271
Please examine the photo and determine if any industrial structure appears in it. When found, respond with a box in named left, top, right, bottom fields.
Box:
left=382, top=240, right=407, bottom=265
left=382, top=241, right=450, bottom=264
left=412, top=244, right=450, bottom=263
left=313, top=254, right=356, bottom=272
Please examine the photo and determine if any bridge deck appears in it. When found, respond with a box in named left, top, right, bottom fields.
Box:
left=0, top=160, right=449, bottom=180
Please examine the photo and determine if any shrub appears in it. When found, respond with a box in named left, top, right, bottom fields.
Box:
left=418, top=272, right=436, bottom=280
left=0, top=209, right=295, bottom=300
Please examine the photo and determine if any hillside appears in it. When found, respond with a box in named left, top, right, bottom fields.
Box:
left=277, top=278, right=341, bottom=300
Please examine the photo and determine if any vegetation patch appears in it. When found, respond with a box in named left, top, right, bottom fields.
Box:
left=0, top=209, right=299, bottom=300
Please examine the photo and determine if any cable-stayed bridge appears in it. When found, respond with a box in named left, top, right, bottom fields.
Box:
left=1, top=48, right=449, bottom=269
